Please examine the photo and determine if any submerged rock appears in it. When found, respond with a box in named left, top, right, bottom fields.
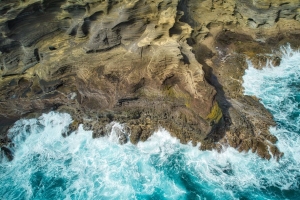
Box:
left=114, top=127, right=128, bottom=145
left=1, top=146, right=13, bottom=161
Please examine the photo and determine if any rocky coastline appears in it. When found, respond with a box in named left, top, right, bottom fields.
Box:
left=1, top=0, right=300, bottom=161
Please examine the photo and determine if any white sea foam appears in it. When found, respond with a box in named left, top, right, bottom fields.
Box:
left=1, top=45, right=300, bottom=200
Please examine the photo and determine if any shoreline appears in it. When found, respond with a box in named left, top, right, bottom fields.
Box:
left=1, top=32, right=299, bottom=161
left=1, top=0, right=300, bottom=160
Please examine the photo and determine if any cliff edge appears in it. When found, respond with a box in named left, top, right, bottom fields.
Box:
left=1, top=0, right=300, bottom=160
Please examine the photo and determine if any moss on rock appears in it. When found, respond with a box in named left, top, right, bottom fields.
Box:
left=206, top=102, right=223, bottom=124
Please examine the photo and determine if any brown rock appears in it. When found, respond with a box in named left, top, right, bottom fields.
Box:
left=256, top=140, right=271, bottom=160
left=140, top=127, right=152, bottom=142
left=1, top=0, right=299, bottom=160
left=239, top=139, right=253, bottom=153
left=92, top=124, right=105, bottom=139
left=130, top=125, right=142, bottom=145
left=64, top=120, right=80, bottom=137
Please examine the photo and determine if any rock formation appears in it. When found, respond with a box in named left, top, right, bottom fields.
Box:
left=0, top=0, right=300, bottom=160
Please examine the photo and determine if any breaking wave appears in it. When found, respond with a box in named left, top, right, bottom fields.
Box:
left=1, top=45, right=300, bottom=199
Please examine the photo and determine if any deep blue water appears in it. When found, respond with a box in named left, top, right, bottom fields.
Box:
left=1, top=45, right=300, bottom=200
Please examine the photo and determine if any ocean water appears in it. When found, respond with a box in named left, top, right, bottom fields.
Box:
left=1, top=45, right=300, bottom=200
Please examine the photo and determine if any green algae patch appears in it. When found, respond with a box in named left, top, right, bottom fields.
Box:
left=206, top=102, right=222, bottom=123
left=163, top=86, right=191, bottom=108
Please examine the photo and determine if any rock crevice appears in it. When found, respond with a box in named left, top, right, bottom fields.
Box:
left=1, top=0, right=300, bottom=160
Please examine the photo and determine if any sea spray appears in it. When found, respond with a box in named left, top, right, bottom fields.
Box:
left=1, top=45, right=300, bottom=199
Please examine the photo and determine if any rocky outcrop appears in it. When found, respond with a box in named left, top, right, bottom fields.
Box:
left=0, top=0, right=300, bottom=160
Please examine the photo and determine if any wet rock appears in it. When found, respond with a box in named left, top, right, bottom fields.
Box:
left=92, top=123, right=105, bottom=139
left=64, top=120, right=80, bottom=137
left=239, top=138, right=253, bottom=153
left=92, top=128, right=105, bottom=139
left=272, top=57, right=281, bottom=67
left=83, top=121, right=93, bottom=131
left=256, top=140, right=271, bottom=160
left=200, top=141, right=215, bottom=151
left=1, top=146, right=13, bottom=161
left=139, top=127, right=152, bottom=142
left=269, top=145, right=284, bottom=160
left=0, top=0, right=299, bottom=160
left=114, top=126, right=128, bottom=145
left=130, top=125, right=142, bottom=145
left=266, top=134, right=278, bottom=144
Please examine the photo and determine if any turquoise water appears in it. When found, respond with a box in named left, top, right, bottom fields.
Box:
left=1, top=45, right=300, bottom=200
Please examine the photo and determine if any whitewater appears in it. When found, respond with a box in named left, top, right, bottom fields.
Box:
left=0, top=45, right=300, bottom=200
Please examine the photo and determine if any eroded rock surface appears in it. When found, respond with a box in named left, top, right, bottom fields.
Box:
left=0, top=0, right=300, bottom=160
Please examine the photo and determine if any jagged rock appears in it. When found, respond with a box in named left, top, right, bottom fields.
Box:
left=92, top=123, right=105, bottom=138
left=0, top=0, right=299, bottom=160
left=85, top=28, right=121, bottom=53
left=139, top=125, right=153, bottom=142
left=130, top=125, right=142, bottom=144
left=83, top=121, right=93, bottom=131
left=239, top=138, right=253, bottom=153
left=64, top=119, right=80, bottom=137
left=1, top=146, right=13, bottom=161
left=114, top=126, right=128, bottom=145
